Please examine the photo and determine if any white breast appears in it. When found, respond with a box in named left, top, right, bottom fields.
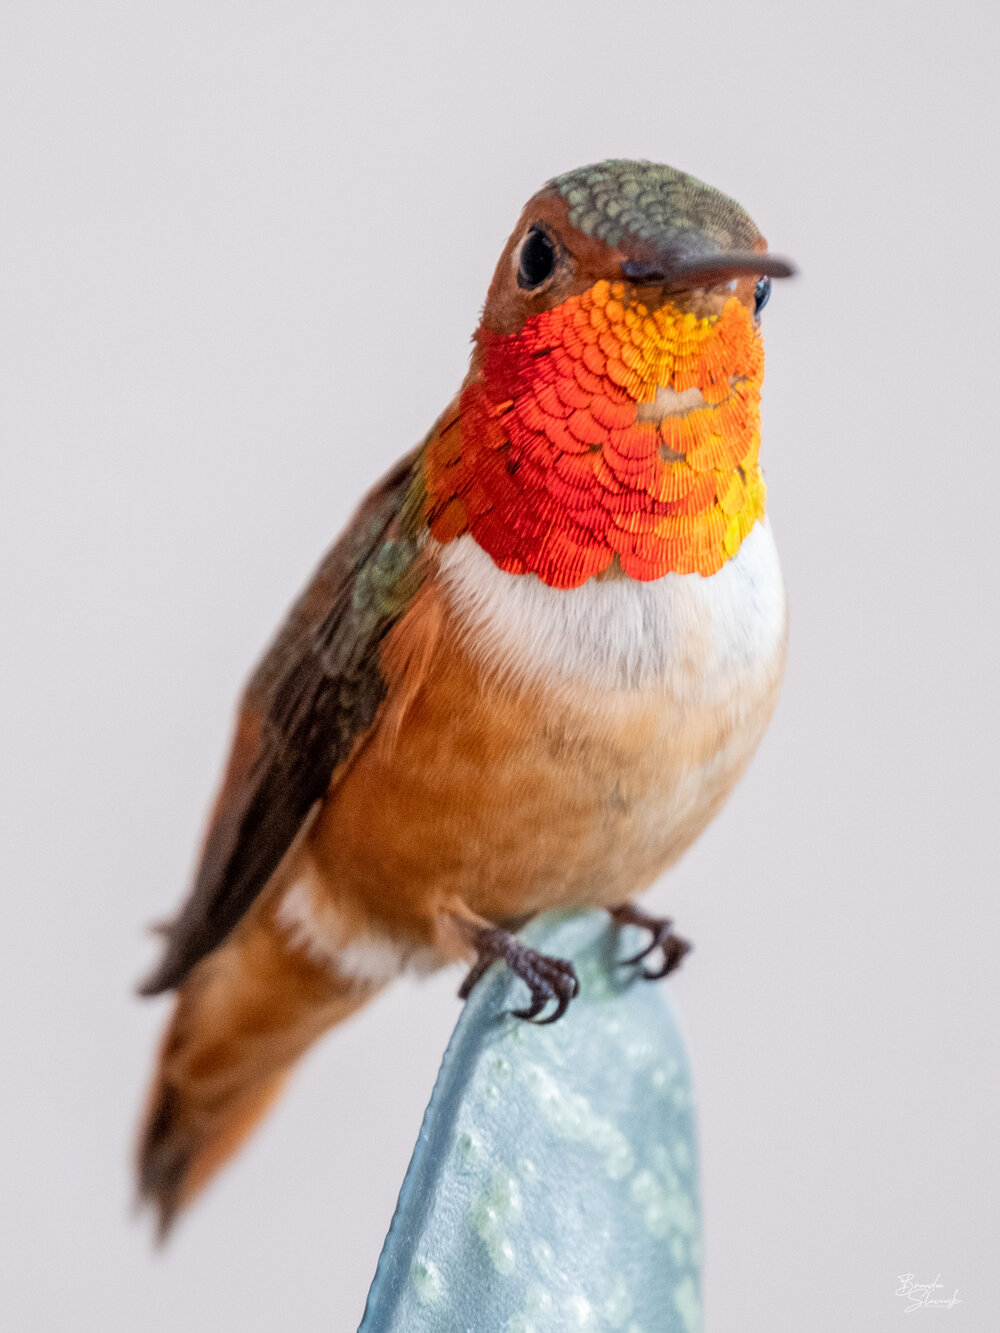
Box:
left=434, top=519, right=787, bottom=706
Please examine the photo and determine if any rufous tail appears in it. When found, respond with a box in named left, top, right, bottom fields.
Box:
left=136, top=902, right=377, bottom=1240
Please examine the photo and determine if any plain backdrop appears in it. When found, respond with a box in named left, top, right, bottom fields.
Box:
left=2, top=3, right=997, bottom=1330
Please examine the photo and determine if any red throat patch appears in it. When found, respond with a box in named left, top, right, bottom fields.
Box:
left=425, top=282, right=767, bottom=589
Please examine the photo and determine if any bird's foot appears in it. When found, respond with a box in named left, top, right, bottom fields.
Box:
left=458, top=925, right=579, bottom=1024
left=609, top=903, right=692, bottom=980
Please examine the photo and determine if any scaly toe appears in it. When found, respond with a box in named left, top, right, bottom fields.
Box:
left=641, top=933, right=692, bottom=980
left=610, top=904, right=691, bottom=982
left=459, top=925, right=580, bottom=1022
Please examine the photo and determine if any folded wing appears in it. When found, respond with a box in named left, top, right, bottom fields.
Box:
left=139, top=449, right=425, bottom=995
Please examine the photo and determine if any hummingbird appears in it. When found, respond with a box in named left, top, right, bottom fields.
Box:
left=137, top=159, right=794, bottom=1237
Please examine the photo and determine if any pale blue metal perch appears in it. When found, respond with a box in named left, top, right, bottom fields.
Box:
left=360, top=910, right=702, bottom=1332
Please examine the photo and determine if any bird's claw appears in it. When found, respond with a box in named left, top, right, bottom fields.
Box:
left=458, top=926, right=579, bottom=1023
left=609, top=903, right=692, bottom=980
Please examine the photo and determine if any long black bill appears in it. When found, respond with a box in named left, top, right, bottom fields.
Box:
left=622, top=251, right=796, bottom=289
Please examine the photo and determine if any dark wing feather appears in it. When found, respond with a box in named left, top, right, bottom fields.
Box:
left=139, top=449, right=425, bottom=995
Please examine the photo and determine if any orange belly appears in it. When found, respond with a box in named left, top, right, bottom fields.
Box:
left=290, top=567, right=785, bottom=964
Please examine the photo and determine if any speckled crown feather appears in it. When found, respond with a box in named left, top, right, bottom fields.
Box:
left=547, top=160, right=759, bottom=257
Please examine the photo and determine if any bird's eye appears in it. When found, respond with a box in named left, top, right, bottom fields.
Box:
left=753, top=276, right=771, bottom=316
left=517, top=226, right=556, bottom=290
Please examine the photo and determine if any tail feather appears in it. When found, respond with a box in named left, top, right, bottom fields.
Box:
left=136, top=900, right=377, bottom=1240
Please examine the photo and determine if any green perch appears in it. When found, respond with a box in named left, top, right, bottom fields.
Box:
left=360, top=910, right=702, bottom=1332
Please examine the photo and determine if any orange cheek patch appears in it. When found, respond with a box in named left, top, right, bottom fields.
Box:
left=425, top=281, right=767, bottom=588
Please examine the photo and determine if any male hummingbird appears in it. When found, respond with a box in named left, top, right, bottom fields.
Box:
left=137, top=159, right=794, bottom=1237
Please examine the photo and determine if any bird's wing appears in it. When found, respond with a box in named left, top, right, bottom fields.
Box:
left=139, top=447, right=427, bottom=994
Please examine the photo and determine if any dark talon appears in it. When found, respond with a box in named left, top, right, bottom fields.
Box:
left=512, top=995, right=547, bottom=1022
left=533, top=987, right=573, bottom=1025
left=458, top=925, right=579, bottom=1022
left=457, top=954, right=493, bottom=1000
left=620, top=937, right=659, bottom=967
left=609, top=903, right=692, bottom=980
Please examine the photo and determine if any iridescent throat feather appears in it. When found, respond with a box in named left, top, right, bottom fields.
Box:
left=425, top=282, right=767, bottom=589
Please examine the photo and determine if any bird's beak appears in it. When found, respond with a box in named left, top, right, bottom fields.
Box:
left=621, top=251, right=796, bottom=289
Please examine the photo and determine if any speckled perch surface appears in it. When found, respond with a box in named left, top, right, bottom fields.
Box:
left=359, top=910, right=702, bottom=1332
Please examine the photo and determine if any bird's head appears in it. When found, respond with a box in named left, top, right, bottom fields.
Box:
left=425, top=160, right=795, bottom=588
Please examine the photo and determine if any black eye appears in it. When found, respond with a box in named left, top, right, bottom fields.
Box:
left=753, top=276, right=771, bottom=316
left=517, top=226, right=556, bottom=290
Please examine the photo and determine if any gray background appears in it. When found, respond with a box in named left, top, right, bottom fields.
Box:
left=2, top=2, right=996, bottom=1329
